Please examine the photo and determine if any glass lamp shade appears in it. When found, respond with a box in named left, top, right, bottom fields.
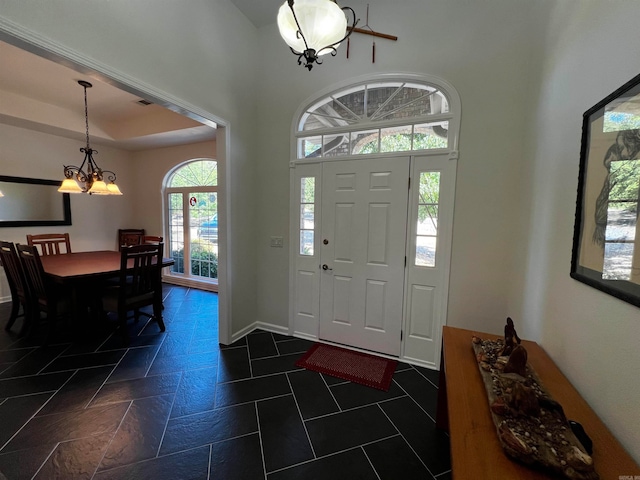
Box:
left=277, top=0, right=348, bottom=56
left=0, top=190, right=4, bottom=197
left=107, top=182, right=123, bottom=195
left=58, top=177, right=84, bottom=193
left=87, top=180, right=109, bottom=195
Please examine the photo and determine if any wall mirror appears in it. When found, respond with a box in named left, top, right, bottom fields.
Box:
left=571, top=72, right=640, bottom=307
left=0, top=175, right=72, bottom=227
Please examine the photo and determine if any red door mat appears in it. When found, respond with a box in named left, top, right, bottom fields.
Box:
left=295, top=343, right=397, bottom=391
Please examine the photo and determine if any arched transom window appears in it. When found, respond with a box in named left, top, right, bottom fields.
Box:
left=296, top=81, right=452, bottom=158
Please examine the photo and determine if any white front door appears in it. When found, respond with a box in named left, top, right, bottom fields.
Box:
left=319, top=157, right=410, bottom=356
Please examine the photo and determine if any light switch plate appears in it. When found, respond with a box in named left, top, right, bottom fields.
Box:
left=270, top=236, right=284, bottom=247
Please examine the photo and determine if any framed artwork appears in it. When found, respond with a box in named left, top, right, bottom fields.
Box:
left=571, top=72, right=640, bottom=306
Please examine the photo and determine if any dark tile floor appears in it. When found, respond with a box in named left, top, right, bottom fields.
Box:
left=0, top=284, right=451, bottom=480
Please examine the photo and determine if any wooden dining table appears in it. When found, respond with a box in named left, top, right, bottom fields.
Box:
left=41, top=250, right=175, bottom=283
left=40, top=250, right=175, bottom=326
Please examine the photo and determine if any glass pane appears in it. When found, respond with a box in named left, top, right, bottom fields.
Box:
left=334, top=89, right=365, bottom=117
left=168, top=193, right=184, bottom=274
left=417, top=205, right=438, bottom=235
left=380, top=126, right=413, bottom=152
left=301, top=96, right=361, bottom=132
left=430, top=90, right=450, bottom=114
left=323, top=133, right=350, bottom=157
left=301, top=204, right=315, bottom=229
left=169, top=160, right=217, bottom=187
left=300, top=136, right=322, bottom=158
left=603, top=241, right=633, bottom=280
left=315, top=100, right=360, bottom=124
left=419, top=172, right=441, bottom=205
left=366, top=84, right=403, bottom=118
left=300, top=230, right=314, bottom=256
left=609, top=160, right=640, bottom=200
left=605, top=203, right=636, bottom=242
left=190, top=191, right=218, bottom=280
left=375, top=87, right=437, bottom=121
left=191, top=192, right=218, bottom=243
left=416, top=236, right=436, bottom=267
left=414, top=122, right=449, bottom=150
left=301, top=177, right=315, bottom=203
left=350, top=130, right=379, bottom=155
left=604, top=88, right=640, bottom=132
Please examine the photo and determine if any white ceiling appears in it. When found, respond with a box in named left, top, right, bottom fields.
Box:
left=231, top=0, right=282, bottom=28
left=0, top=1, right=286, bottom=150
left=0, top=40, right=216, bottom=151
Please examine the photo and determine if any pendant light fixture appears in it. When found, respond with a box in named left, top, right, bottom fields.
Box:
left=58, top=80, right=122, bottom=195
left=277, top=0, right=358, bottom=71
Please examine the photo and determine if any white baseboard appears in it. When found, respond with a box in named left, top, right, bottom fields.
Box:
left=162, top=276, right=218, bottom=292
left=400, top=354, right=437, bottom=370
left=226, top=321, right=290, bottom=345
left=229, top=322, right=256, bottom=344
left=292, top=331, right=318, bottom=342
left=255, top=322, right=289, bottom=336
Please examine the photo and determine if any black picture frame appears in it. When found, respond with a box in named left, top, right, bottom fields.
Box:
left=0, top=175, right=72, bottom=228
left=571, top=72, right=640, bottom=307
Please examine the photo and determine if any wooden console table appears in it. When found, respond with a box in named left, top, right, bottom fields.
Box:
left=436, top=326, right=640, bottom=479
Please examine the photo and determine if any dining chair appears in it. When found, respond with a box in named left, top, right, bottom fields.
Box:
left=101, top=243, right=166, bottom=344
left=142, top=235, right=163, bottom=245
left=16, top=244, right=72, bottom=343
left=26, top=233, right=72, bottom=255
left=118, top=229, right=145, bottom=250
left=0, top=241, right=32, bottom=336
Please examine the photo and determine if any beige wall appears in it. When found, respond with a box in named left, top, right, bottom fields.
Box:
left=0, top=123, right=134, bottom=299
left=512, top=0, right=640, bottom=463
left=253, top=0, right=548, bottom=339
left=129, top=141, right=216, bottom=237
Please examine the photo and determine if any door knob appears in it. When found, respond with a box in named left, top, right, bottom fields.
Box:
left=322, top=264, right=333, bottom=271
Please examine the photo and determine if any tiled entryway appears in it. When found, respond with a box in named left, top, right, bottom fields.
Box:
left=0, top=285, right=451, bottom=479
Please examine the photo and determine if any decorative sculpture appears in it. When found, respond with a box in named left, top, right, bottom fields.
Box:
left=472, top=318, right=599, bottom=480
left=501, top=316, right=521, bottom=356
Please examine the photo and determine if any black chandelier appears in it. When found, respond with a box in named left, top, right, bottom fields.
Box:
left=58, top=80, right=122, bottom=195
left=277, top=0, right=358, bottom=71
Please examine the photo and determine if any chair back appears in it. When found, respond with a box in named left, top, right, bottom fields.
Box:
left=16, top=244, right=49, bottom=307
left=118, top=229, right=145, bottom=250
left=119, top=243, right=163, bottom=300
left=0, top=241, right=29, bottom=303
left=26, top=233, right=71, bottom=255
left=142, top=235, right=163, bottom=245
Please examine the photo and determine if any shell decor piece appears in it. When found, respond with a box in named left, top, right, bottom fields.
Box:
left=472, top=320, right=599, bottom=480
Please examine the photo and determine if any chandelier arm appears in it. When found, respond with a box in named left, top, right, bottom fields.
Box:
left=77, top=148, right=92, bottom=173
left=63, top=165, right=90, bottom=184
left=102, top=170, right=117, bottom=183
left=62, top=165, right=82, bottom=179
left=287, top=0, right=311, bottom=54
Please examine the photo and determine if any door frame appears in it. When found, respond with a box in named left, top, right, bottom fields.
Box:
left=0, top=20, right=232, bottom=344
left=288, top=73, right=461, bottom=368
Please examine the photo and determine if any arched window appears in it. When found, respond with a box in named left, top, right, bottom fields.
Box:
left=296, top=81, right=453, bottom=158
left=164, top=159, right=219, bottom=291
